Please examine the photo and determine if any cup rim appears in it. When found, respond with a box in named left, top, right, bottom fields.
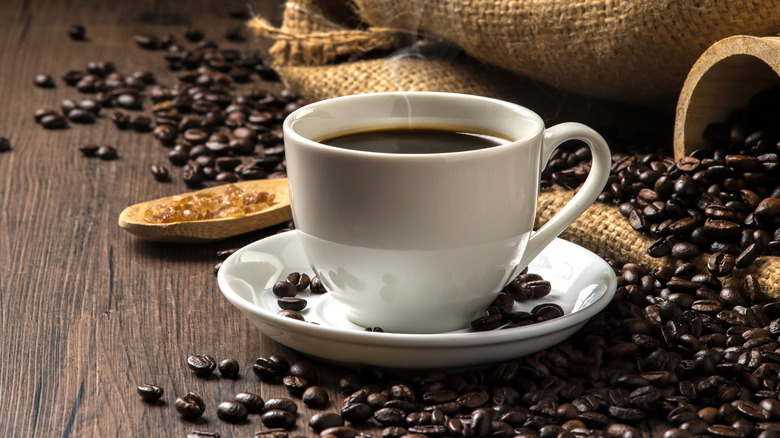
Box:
left=283, top=91, right=545, bottom=159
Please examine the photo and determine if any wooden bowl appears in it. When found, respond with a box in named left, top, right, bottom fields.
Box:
left=674, top=35, right=780, bottom=160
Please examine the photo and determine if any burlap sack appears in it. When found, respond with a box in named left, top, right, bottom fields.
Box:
left=537, top=186, right=780, bottom=301
left=251, top=0, right=780, bottom=109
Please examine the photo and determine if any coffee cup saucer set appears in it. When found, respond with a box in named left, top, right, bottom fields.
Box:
left=217, top=230, right=616, bottom=369
left=218, top=92, right=616, bottom=368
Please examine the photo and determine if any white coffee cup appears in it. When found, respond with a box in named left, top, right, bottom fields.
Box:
left=283, top=92, right=610, bottom=333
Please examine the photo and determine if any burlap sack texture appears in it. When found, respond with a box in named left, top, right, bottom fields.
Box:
left=248, top=0, right=672, bottom=136
left=251, top=0, right=780, bottom=110
left=537, top=186, right=780, bottom=301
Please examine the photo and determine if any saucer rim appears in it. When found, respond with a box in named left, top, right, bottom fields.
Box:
left=217, top=230, right=617, bottom=348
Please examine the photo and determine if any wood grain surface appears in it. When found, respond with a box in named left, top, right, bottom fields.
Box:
left=0, top=1, right=678, bottom=437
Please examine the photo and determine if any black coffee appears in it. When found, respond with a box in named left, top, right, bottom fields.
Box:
left=320, top=127, right=512, bottom=154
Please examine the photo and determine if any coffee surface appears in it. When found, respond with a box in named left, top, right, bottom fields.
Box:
left=320, top=127, right=511, bottom=154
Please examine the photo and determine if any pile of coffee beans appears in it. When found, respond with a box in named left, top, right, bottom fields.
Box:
left=34, top=21, right=301, bottom=189
left=543, top=85, right=780, bottom=275
left=266, top=269, right=561, bottom=333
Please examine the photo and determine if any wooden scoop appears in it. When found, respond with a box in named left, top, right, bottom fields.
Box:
left=118, top=178, right=292, bottom=243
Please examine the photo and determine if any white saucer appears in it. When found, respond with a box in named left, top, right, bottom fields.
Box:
left=217, top=230, right=617, bottom=369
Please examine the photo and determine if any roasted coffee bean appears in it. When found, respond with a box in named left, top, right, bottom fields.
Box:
left=309, top=276, right=327, bottom=293
left=96, top=145, right=118, bottom=160
left=707, top=252, right=735, bottom=277
left=217, top=400, right=248, bottom=423
left=136, top=384, right=164, bottom=402
left=341, top=402, right=372, bottom=424
left=310, top=412, right=344, bottom=432
left=234, top=392, right=264, bottom=413
left=153, top=124, right=177, bottom=145
left=273, top=280, right=297, bottom=298
left=300, top=385, right=328, bottom=409
left=150, top=164, right=170, bottom=182
left=261, top=409, right=296, bottom=429
left=671, top=242, right=700, bottom=259
left=185, top=27, right=205, bottom=42
left=116, top=93, right=142, bottom=110
left=264, top=397, right=298, bottom=414
left=187, top=354, right=216, bottom=377
left=736, top=243, right=760, bottom=268
left=289, top=362, right=318, bottom=384
left=175, top=392, right=206, bottom=420
left=133, top=34, right=160, bottom=50
left=282, top=375, right=308, bottom=396
left=68, top=24, right=86, bottom=40
left=277, top=309, right=304, bottom=321
left=34, top=73, right=55, bottom=88
left=277, top=297, right=307, bottom=311
left=218, top=358, right=239, bottom=378
left=734, top=400, right=771, bottom=421
left=286, top=272, right=311, bottom=291
left=0, top=137, right=11, bottom=153
left=79, top=144, right=99, bottom=157
left=67, top=108, right=95, bottom=124
left=374, top=407, right=406, bottom=426
left=471, top=313, right=502, bottom=331
left=320, top=426, right=359, bottom=438
left=532, top=303, right=564, bottom=322
left=41, top=113, right=67, bottom=129
left=186, top=432, right=219, bottom=438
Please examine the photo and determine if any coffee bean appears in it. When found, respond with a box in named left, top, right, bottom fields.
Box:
left=374, top=407, right=406, bottom=426
left=277, top=309, right=304, bottom=321
left=187, top=354, right=216, bottom=377
left=68, top=108, right=95, bottom=124
left=300, top=385, right=328, bottom=409
left=310, top=412, right=344, bottom=432
left=68, top=24, right=86, bottom=40
left=133, top=34, right=160, bottom=50
left=149, top=164, right=170, bottom=182
left=320, top=426, right=358, bottom=438
left=261, top=409, right=296, bottom=429
left=286, top=272, right=311, bottom=291
left=186, top=432, right=219, bottom=438
left=531, top=303, right=564, bottom=322
left=96, top=145, right=118, bottom=160
left=671, top=242, right=701, bottom=259
left=278, top=297, right=307, bottom=311
left=217, top=400, right=248, bottom=423
left=264, top=397, right=298, bottom=414
left=34, top=73, right=55, bottom=88
left=41, top=114, right=67, bottom=129
left=0, top=137, right=10, bottom=153
left=736, top=243, right=760, bottom=268
left=471, top=313, right=502, bottom=331
left=341, top=402, right=373, bottom=424
left=282, top=375, right=308, bottom=396
left=273, top=280, right=297, bottom=298
left=136, top=384, right=164, bottom=402
left=217, top=358, right=239, bottom=378
left=175, top=392, right=206, bottom=420
left=234, top=392, right=264, bottom=413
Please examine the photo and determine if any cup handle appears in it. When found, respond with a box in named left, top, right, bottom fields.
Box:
left=516, top=122, right=612, bottom=272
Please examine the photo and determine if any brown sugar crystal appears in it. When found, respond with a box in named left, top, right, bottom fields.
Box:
left=142, top=184, right=275, bottom=224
